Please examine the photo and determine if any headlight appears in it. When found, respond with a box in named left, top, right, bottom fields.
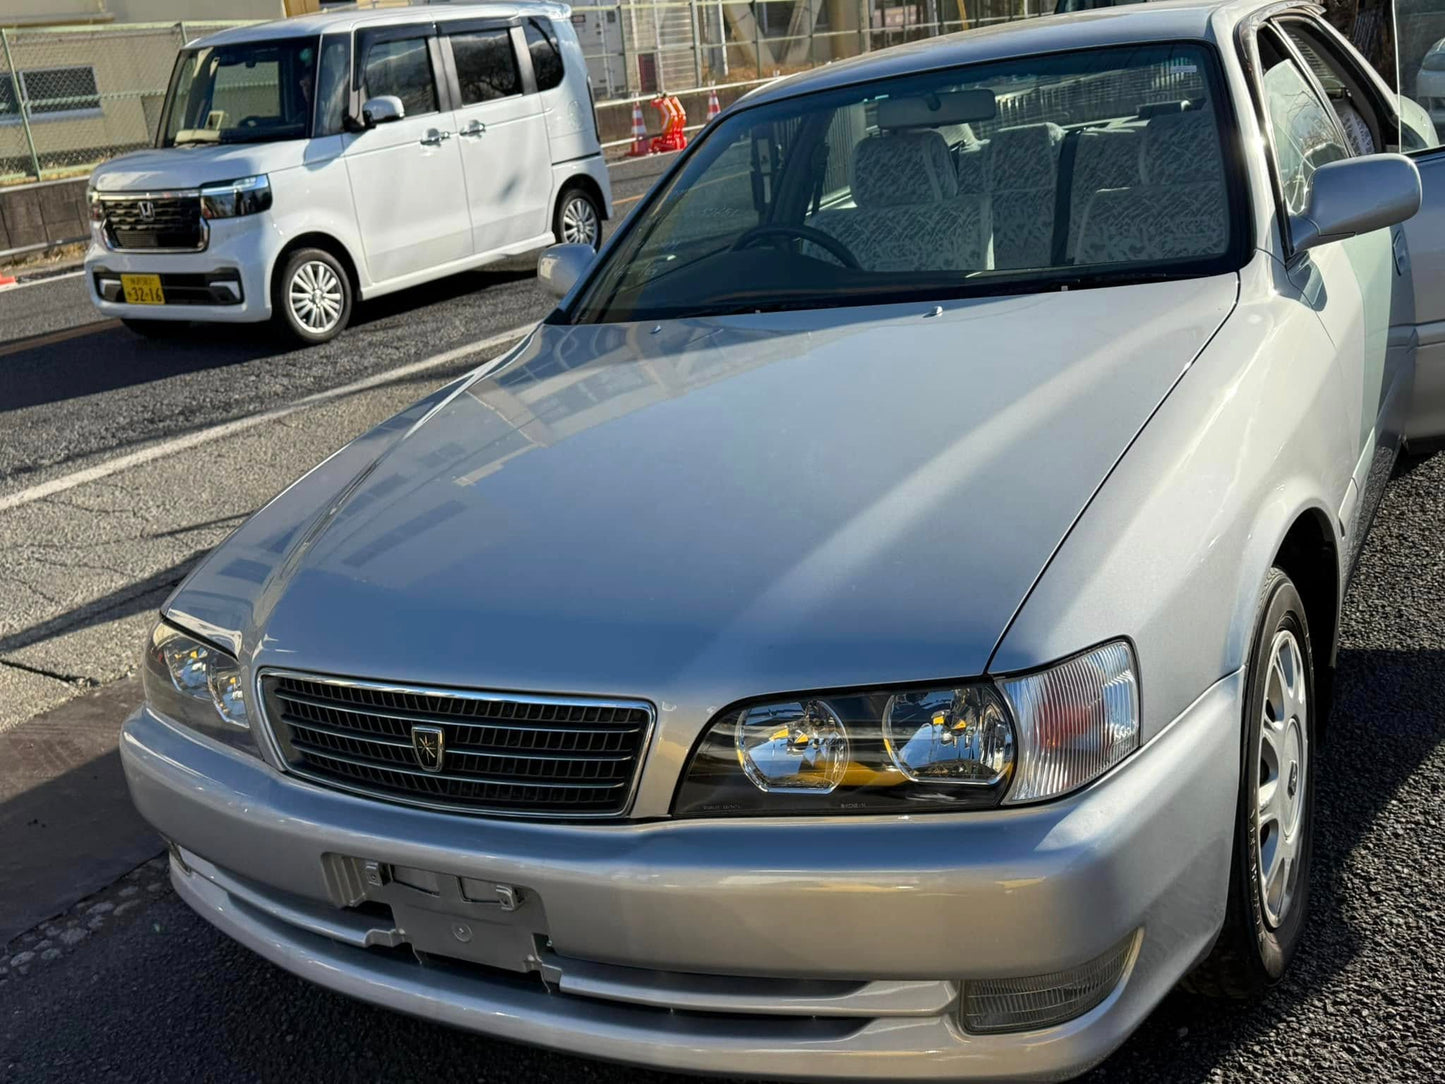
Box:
left=86, top=185, right=104, bottom=223
left=199, top=175, right=272, bottom=219
left=142, top=620, right=257, bottom=755
left=672, top=640, right=1138, bottom=816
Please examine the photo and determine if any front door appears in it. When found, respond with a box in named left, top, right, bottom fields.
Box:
left=1392, top=0, right=1445, bottom=440
left=440, top=22, right=553, bottom=255
left=343, top=27, right=472, bottom=284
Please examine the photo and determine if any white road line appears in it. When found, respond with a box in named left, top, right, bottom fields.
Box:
left=0, top=321, right=536, bottom=515
left=0, top=268, right=86, bottom=293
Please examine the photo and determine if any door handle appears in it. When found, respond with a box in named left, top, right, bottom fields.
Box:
left=459, top=121, right=486, bottom=138
left=420, top=130, right=452, bottom=147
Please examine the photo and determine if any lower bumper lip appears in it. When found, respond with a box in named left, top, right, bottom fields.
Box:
left=120, top=668, right=1244, bottom=1079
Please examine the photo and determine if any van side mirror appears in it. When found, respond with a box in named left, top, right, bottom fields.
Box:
left=361, top=95, right=405, bottom=128
left=538, top=243, right=595, bottom=300
left=1290, top=153, right=1421, bottom=255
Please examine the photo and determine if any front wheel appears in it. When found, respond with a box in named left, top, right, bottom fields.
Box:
left=554, top=187, right=602, bottom=250
left=274, top=248, right=352, bottom=346
left=1185, top=568, right=1316, bottom=997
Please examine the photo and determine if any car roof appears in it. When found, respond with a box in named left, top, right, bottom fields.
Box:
left=741, top=0, right=1289, bottom=107
left=193, top=1, right=570, bottom=48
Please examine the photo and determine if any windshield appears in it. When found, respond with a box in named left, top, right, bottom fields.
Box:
left=570, top=43, right=1239, bottom=323
left=160, top=38, right=318, bottom=147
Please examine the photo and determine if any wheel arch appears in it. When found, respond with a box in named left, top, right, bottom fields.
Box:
left=269, top=232, right=363, bottom=306
left=1269, top=506, right=1341, bottom=742
left=555, top=173, right=608, bottom=224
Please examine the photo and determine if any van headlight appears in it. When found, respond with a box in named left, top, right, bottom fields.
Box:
left=142, top=620, right=257, bottom=755
left=672, top=641, right=1139, bottom=816
left=199, top=175, right=272, bottom=219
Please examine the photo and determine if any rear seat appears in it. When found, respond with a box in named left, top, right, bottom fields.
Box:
left=810, top=129, right=992, bottom=273
left=987, top=123, right=1063, bottom=269
left=1074, top=110, right=1228, bottom=265
left=1064, top=128, right=1141, bottom=260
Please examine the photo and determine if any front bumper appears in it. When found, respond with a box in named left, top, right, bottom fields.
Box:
left=83, top=214, right=277, bottom=324
left=121, top=671, right=1242, bottom=1081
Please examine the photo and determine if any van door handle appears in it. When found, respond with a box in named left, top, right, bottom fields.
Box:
left=420, top=130, right=452, bottom=147
left=459, top=121, right=486, bottom=138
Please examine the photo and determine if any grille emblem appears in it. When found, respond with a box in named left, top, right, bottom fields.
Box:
left=137, top=200, right=156, bottom=222
left=411, top=725, right=445, bottom=772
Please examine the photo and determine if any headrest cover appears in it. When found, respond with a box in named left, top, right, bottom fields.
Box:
left=1141, top=110, right=1220, bottom=185
left=990, top=123, right=1064, bottom=190
left=851, top=130, right=959, bottom=206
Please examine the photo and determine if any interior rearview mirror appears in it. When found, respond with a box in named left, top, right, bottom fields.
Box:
left=1291, top=153, right=1421, bottom=255
left=361, top=95, right=405, bottom=128
left=538, top=243, right=596, bottom=301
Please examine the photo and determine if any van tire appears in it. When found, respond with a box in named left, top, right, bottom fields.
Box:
left=554, top=186, right=602, bottom=249
left=273, top=247, right=352, bottom=346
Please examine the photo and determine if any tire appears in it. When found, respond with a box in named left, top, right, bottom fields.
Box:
left=553, top=186, right=602, bottom=249
left=1184, top=568, right=1316, bottom=998
left=121, top=318, right=187, bottom=339
left=273, top=247, right=352, bottom=346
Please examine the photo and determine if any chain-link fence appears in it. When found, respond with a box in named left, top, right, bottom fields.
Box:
left=0, top=21, right=256, bottom=186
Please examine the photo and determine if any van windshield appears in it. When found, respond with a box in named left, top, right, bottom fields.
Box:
left=567, top=42, right=1239, bottom=323
left=160, top=38, right=319, bottom=146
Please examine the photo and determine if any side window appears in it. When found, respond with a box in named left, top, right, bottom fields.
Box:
left=314, top=35, right=350, bottom=136
left=1394, top=0, right=1445, bottom=152
left=1259, top=43, right=1350, bottom=218
left=361, top=36, right=438, bottom=117
left=1276, top=19, right=1384, bottom=156
left=450, top=29, right=521, bottom=104
left=524, top=19, right=565, bottom=92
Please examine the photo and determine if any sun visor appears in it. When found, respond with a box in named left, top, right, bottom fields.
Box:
left=877, top=89, right=997, bottom=129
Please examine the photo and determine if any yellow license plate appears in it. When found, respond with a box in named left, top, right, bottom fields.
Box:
left=121, top=273, right=165, bottom=305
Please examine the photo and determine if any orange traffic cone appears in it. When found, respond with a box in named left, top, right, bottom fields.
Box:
left=706, top=85, right=721, bottom=122
left=627, top=102, right=649, bottom=156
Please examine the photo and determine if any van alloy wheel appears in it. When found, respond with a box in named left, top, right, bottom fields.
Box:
left=559, top=193, right=600, bottom=247
left=288, top=260, right=345, bottom=335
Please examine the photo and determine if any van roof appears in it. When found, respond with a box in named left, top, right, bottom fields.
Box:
left=193, top=1, right=571, bottom=47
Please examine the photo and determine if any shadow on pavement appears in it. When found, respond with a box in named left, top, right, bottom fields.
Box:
left=1080, top=643, right=1445, bottom=1080
left=0, top=263, right=537, bottom=415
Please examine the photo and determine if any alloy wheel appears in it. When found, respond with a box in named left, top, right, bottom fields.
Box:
left=560, top=195, right=600, bottom=247
left=288, top=260, right=345, bottom=335
left=1257, top=627, right=1308, bottom=929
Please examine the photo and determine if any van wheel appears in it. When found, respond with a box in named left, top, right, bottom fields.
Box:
left=121, top=318, right=186, bottom=339
left=1183, top=568, right=1315, bottom=997
left=274, top=248, right=352, bottom=345
left=554, top=187, right=602, bottom=249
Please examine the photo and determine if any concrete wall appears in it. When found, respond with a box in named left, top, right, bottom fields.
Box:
left=0, top=176, right=87, bottom=252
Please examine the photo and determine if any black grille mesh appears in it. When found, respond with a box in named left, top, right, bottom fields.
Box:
left=101, top=195, right=203, bottom=250
left=261, top=675, right=651, bottom=817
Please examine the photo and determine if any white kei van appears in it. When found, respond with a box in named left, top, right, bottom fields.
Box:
left=84, top=2, right=611, bottom=344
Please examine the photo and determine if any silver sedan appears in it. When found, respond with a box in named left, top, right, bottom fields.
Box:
left=120, top=0, right=1445, bottom=1079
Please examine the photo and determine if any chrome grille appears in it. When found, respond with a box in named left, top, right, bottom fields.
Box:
left=259, top=673, right=653, bottom=818
left=100, top=193, right=204, bottom=251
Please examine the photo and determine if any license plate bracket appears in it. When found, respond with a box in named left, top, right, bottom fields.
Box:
left=120, top=273, right=165, bottom=305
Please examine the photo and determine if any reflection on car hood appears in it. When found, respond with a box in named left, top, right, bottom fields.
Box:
left=89, top=142, right=310, bottom=192
left=170, top=276, right=1237, bottom=708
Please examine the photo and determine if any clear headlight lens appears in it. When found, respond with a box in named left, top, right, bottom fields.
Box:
left=199, top=174, right=272, bottom=219
left=674, top=640, right=1139, bottom=816
left=86, top=185, right=104, bottom=223
left=675, top=683, right=1016, bottom=816
left=999, top=640, right=1139, bottom=804
left=142, top=621, right=257, bottom=756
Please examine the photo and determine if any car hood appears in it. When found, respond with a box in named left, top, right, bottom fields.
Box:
left=89, top=142, right=310, bottom=192
left=170, top=276, right=1237, bottom=709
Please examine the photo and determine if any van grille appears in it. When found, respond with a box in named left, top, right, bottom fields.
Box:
left=100, top=194, right=205, bottom=251
left=258, top=673, right=654, bottom=819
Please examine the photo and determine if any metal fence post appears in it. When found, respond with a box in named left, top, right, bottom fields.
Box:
left=755, top=5, right=764, bottom=79
left=689, top=0, right=703, bottom=85
left=858, top=0, right=870, bottom=53
left=177, top=20, right=189, bottom=43
left=1, top=29, right=43, bottom=182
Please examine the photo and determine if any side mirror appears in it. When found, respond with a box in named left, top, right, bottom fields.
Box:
left=361, top=95, right=405, bottom=128
left=1291, top=153, right=1421, bottom=255
left=538, top=243, right=595, bottom=300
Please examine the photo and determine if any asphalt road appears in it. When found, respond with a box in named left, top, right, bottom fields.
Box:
left=3, top=152, right=1444, bottom=1082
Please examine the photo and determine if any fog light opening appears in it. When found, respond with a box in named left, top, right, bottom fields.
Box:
left=961, top=929, right=1141, bottom=1035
